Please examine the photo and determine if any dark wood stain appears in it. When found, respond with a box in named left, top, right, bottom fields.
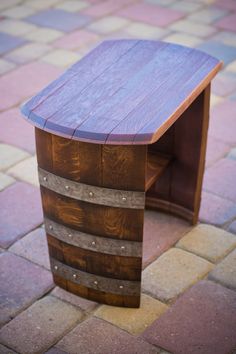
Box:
left=22, top=39, right=222, bottom=145
left=28, top=40, right=221, bottom=307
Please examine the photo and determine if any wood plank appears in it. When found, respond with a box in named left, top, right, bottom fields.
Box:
left=146, top=152, right=172, bottom=191
left=100, top=143, right=145, bottom=306
left=45, top=217, right=142, bottom=257
left=106, top=50, right=216, bottom=144
left=102, top=145, right=146, bottom=191
left=23, top=40, right=139, bottom=129
left=35, top=128, right=53, bottom=171
left=45, top=41, right=167, bottom=137
left=41, top=187, right=143, bottom=242
left=48, top=236, right=141, bottom=281
left=21, top=40, right=222, bottom=145
left=146, top=86, right=211, bottom=224
left=36, top=129, right=102, bottom=186
left=133, top=59, right=221, bottom=144
left=73, top=43, right=188, bottom=143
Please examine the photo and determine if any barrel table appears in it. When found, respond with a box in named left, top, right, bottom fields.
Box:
left=21, top=40, right=222, bottom=307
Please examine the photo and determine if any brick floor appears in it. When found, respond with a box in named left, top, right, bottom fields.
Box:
left=212, top=72, right=236, bottom=97
left=208, top=248, right=236, bottom=290
left=55, top=317, right=159, bottom=354
left=142, top=248, right=213, bottom=302
left=203, top=158, right=236, bottom=202
left=94, top=293, right=168, bottom=335
left=199, top=191, right=236, bottom=226
left=215, top=13, right=236, bottom=32
left=53, top=29, right=99, bottom=50
left=0, top=172, right=14, bottom=191
left=0, top=252, right=53, bottom=326
left=5, top=42, right=51, bottom=64
left=26, top=9, right=92, bottom=32
left=176, top=224, right=236, bottom=262
left=7, top=155, right=39, bottom=186
left=209, top=100, right=236, bottom=146
left=50, top=286, right=98, bottom=312
left=0, top=344, right=17, bottom=354
left=0, top=182, right=43, bottom=248
left=197, top=40, right=236, bottom=65
left=117, top=3, right=184, bottom=27
left=0, top=61, right=62, bottom=111
left=0, top=296, right=83, bottom=353
left=0, top=108, right=35, bottom=153
left=0, top=32, right=26, bottom=55
left=205, top=135, right=230, bottom=167
left=143, top=210, right=192, bottom=267
left=228, top=220, right=236, bottom=234
left=0, top=0, right=236, bottom=352
left=9, top=227, right=50, bottom=269
left=0, top=144, right=29, bottom=171
left=142, top=280, right=236, bottom=354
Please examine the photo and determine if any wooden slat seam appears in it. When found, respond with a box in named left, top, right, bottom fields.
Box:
left=103, top=46, right=195, bottom=144
left=41, top=40, right=141, bottom=134
left=146, top=60, right=222, bottom=144
left=133, top=57, right=220, bottom=141
left=70, top=42, right=170, bottom=140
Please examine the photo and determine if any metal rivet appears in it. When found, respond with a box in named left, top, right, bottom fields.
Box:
left=49, top=225, right=53, bottom=230
left=92, top=241, right=96, bottom=246
left=119, top=285, right=124, bottom=289
left=68, top=234, right=72, bottom=238
left=122, top=196, right=127, bottom=202
left=121, top=246, right=125, bottom=250
left=73, top=274, right=77, bottom=279
left=94, top=281, right=98, bottom=285
left=65, top=185, right=69, bottom=190
left=43, top=176, right=47, bottom=182
left=54, top=265, right=58, bottom=270
left=89, top=191, right=94, bottom=197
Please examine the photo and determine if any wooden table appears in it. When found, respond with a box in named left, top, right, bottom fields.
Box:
left=21, top=40, right=222, bottom=307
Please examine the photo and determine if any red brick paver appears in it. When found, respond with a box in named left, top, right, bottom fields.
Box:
left=0, top=108, right=35, bottom=153
left=0, top=0, right=236, bottom=352
left=203, top=158, right=236, bottom=202
left=56, top=317, right=158, bottom=354
left=0, top=182, right=43, bottom=248
left=199, top=191, right=236, bottom=226
left=117, top=3, right=184, bottom=27
left=142, top=280, right=236, bottom=354
left=0, top=252, right=53, bottom=326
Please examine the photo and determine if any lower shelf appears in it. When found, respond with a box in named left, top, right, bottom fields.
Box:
left=146, top=152, right=172, bottom=191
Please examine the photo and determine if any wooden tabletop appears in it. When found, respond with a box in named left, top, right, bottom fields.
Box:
left=21, top=39, right=222, bottom=145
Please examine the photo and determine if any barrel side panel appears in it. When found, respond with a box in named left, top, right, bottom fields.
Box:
left=35, top=128, right=146, bottom=307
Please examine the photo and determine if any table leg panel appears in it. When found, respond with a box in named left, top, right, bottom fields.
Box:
left=36, top=129, right=145, bottom=307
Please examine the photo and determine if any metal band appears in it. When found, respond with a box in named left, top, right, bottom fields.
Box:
left=45, top=218, right=142, bottom=257
left=51, top=258, right=141, bottom=296
left=38, top=167, right=145, bottom=209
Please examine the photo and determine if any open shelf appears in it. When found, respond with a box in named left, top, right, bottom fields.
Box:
left=145, top=152, right=172, bottom=191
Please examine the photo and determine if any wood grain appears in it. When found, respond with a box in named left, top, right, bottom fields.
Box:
left=146, top=85, right=211, bottom=224
left=45, top=217, right=142, bottom=257
left=21, top=39, right=222, bottom=145
left=48, top=238, right=141, bottom=281
left=41, top=187, right=144, bottom=241
left=22, top=40, right=139, bottom=129
left=146, top=152, right=172, bottom=191
left=38, top=167, right=145, bottom=209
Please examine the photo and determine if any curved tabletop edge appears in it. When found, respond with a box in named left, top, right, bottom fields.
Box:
left=20, top=39, right=223, bottom=145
